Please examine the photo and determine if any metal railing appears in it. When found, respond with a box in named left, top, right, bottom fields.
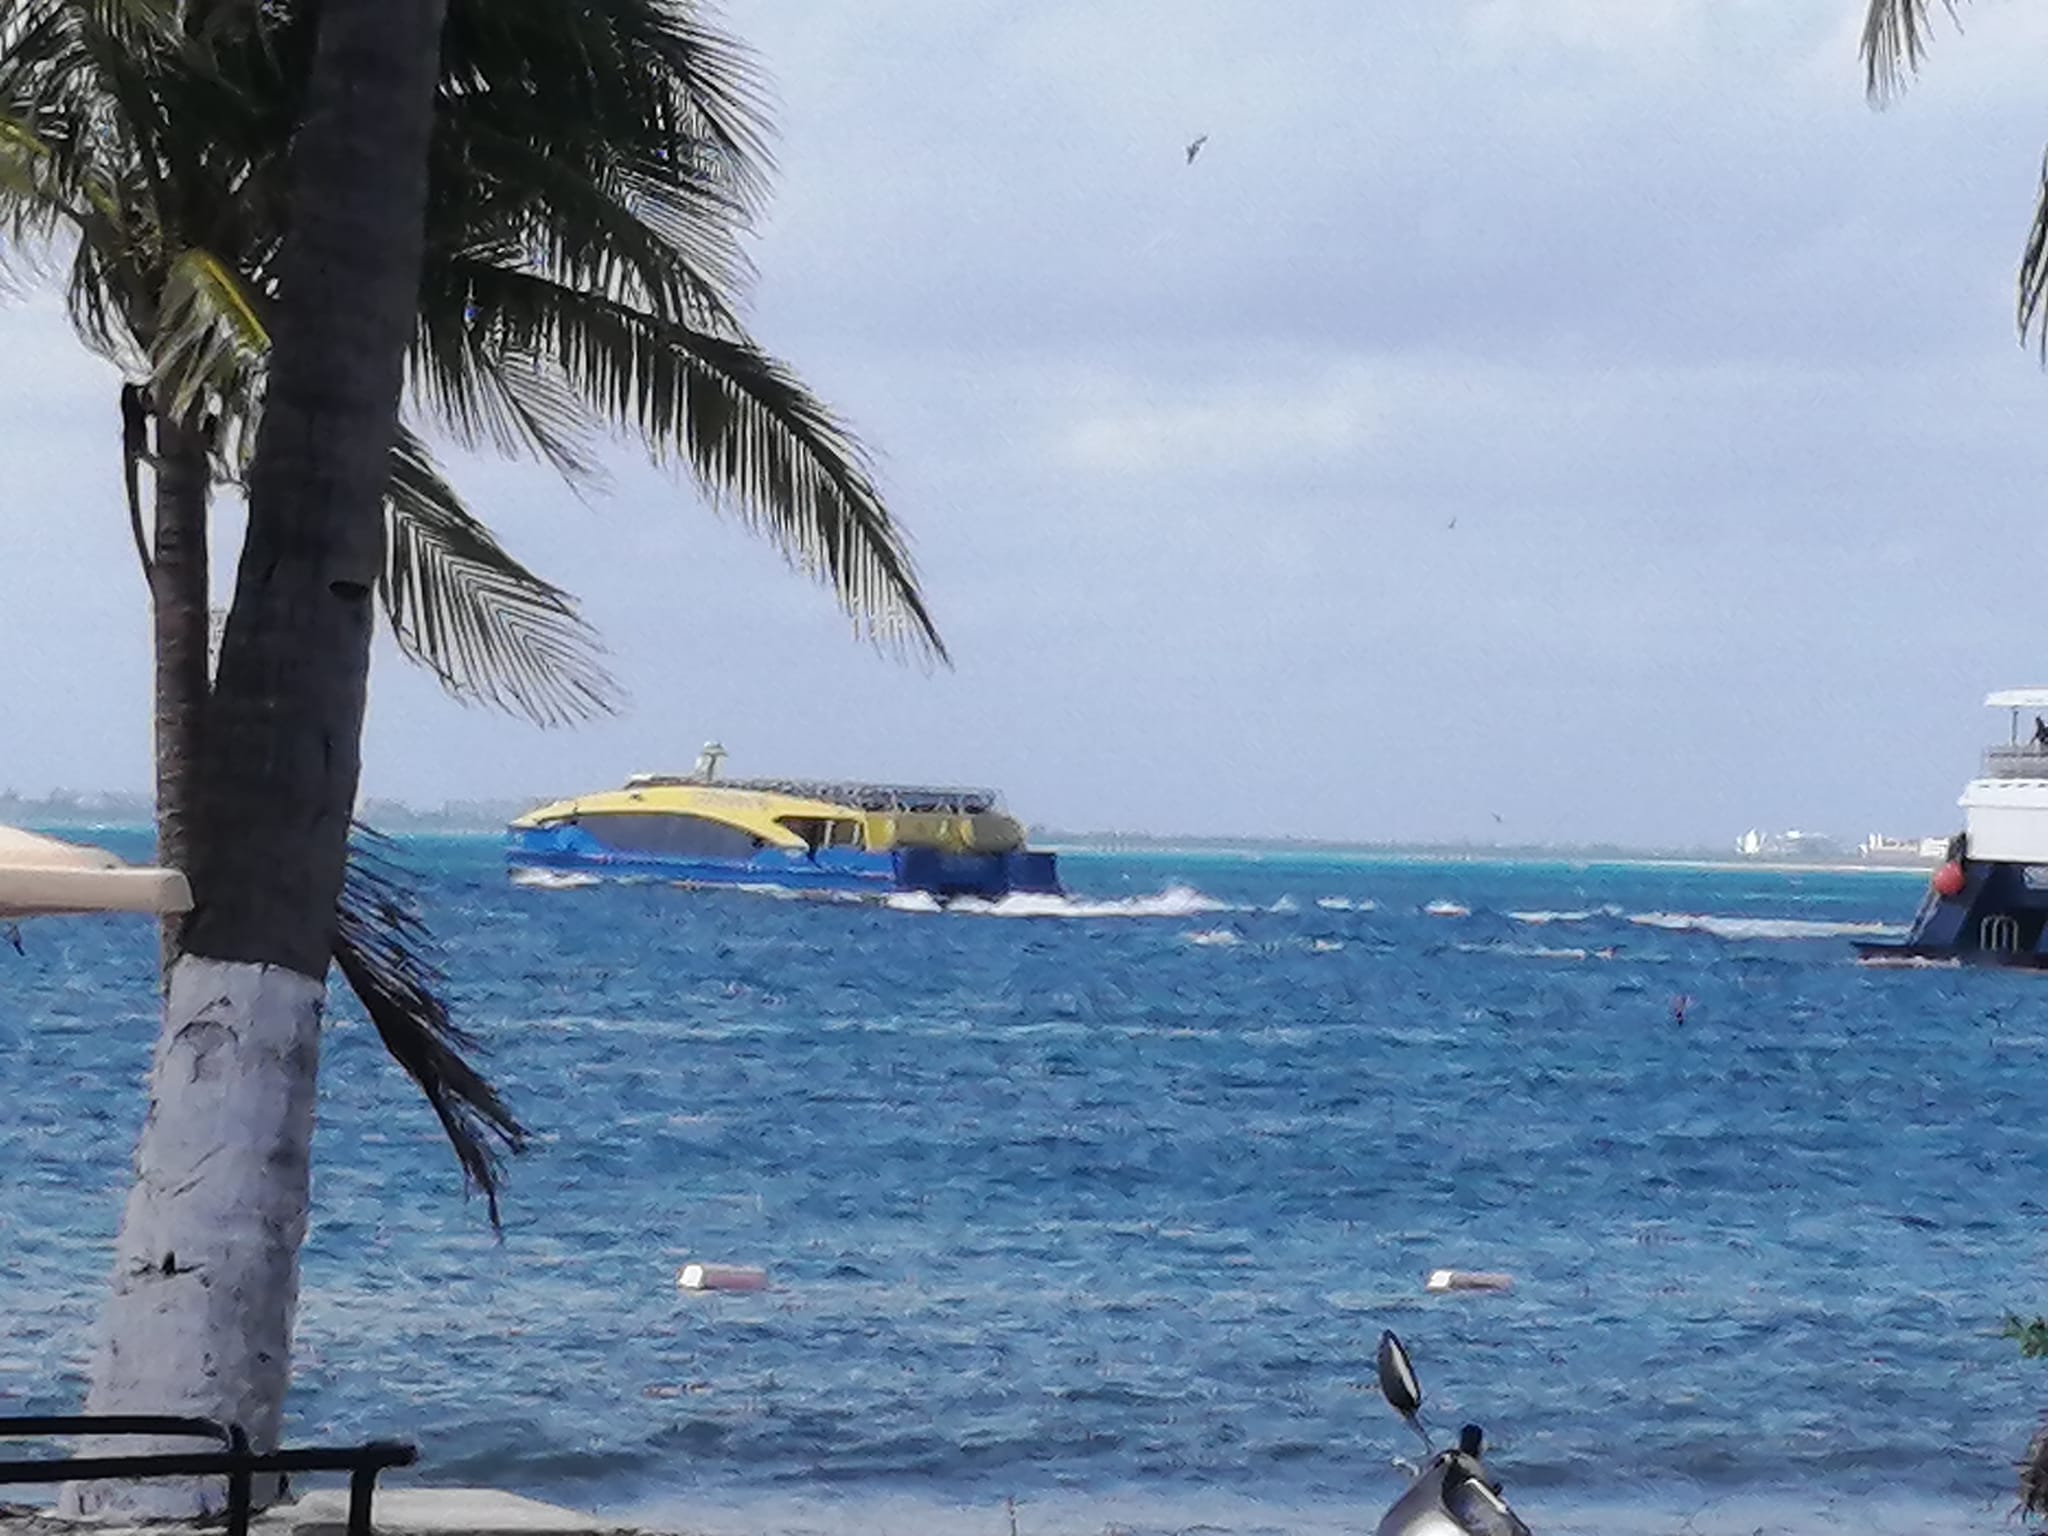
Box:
left=1982, top=747, right=2048, bottom=780
left=0, top=1415, right=415, bottom=1536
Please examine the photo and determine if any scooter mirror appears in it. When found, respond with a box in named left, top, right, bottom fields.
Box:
left=1376, top=1330, right=1423, bottom=1418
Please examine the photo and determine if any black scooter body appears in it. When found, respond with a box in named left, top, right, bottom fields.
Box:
left=1372, top=1334, right=1532, bottom=1536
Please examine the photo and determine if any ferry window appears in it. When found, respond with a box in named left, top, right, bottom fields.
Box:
left=582, top=812, right=763, bottom=860
left=776, top=818, right=863, bottom=853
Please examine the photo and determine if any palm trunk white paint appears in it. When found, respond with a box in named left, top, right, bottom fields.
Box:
left=62, top=956, right=323, bottom=1520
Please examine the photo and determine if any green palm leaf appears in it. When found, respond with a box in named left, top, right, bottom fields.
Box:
left=0, top=113, right=52, bottom=222
left=153, top=244, right=266, bottom=419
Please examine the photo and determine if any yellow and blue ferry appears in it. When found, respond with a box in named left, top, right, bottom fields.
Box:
left=506, top=744, right=1060, bottom=900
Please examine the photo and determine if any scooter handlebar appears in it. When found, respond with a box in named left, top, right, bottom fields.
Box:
left=1441, top=1457, right=1531, bottom=1536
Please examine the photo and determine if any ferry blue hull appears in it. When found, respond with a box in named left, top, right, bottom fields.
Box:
left=506, top=824, right=1060, bottom=901
left=1857, top=859, right=2048, bottom=969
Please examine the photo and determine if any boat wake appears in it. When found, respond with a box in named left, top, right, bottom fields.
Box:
left=1627, top=913, right=1906, bottom=942
left=1484, top=905, right=1903, bottom=942
left=516, top=870, right=1901, bottom=946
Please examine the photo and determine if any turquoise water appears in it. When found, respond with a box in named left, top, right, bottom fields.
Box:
left=1, top=842, right=2041, bottom=1534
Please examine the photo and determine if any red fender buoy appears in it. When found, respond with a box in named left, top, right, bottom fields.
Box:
left=1933, top=860, right=1967, bottom=898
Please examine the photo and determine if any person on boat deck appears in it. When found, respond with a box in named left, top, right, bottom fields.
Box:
left=2033, top=715, right=2048, bottom=750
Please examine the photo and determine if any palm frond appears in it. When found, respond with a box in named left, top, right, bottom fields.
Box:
left=384, top=427, right=620, bottom=725
left=0, top=111, right=52, bottom=207
left=5, top=0, right=942, bottom=680
left=62, top=228, right=142, bottom=368
left=613, top=0, right=777, bottom=213
left=0, top=2, right=167, bottom=363
left=410, top=305, right=603, bottom=486
left=0, top=112, right=66, bottom=279
left=332, top=827, right=527, bottom=1228
left=2022, top=1416, right=2048, bottom=1519
left=2021, top=151, right=2048, bottom=358
left=423, top=109, right=751, bottom=330
left=120, top=382, right=152, bottom=577
left=1862, top=0, right=1961, bottom=101
left=438, top=0, right=776, bottom=217
left=456, top=264, right=946, bottom=660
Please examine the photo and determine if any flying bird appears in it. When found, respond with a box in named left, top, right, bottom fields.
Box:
left=1185, top=134, right=1208, bottom=164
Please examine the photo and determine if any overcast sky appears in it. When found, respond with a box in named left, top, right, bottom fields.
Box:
left=8, top=0, right=2048, bottom=846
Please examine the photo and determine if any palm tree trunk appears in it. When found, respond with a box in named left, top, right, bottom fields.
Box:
left=66, top=0, right=449, bottom=1518
left=151, top=414, right=209, bottom=968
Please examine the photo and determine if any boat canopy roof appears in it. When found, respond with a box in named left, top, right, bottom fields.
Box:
left=1986, top=688, right=2048, bottom=709
left=622, top=774, right=999, bottom=815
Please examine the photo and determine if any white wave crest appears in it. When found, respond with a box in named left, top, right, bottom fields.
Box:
left=1458, top=941, right=1619, bottom=962
left=1183, top=927, right=1241, bottom=947
left=1310, top=938, right=1345, bottom=953
left=1628, top=912, right=1907, bottom=942
left=1423, top=900, right=1469, bottom=918
left=1316, top=896, right=1378, bottom=912
left=509, top=868, right=601, bottom=890
left=890, top=883, right=1235, bottom=920
left=1269, top=895, right=1300, bottom=915
left=1508, top=909, right=1592, bottom=926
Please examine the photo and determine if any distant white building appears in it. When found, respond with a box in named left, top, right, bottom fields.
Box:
left=1736, top=828, right=1939, bottom=863
left=1857, top=833, right=1947, bottom=864
left=1735, top=828, right=1842, bottom=858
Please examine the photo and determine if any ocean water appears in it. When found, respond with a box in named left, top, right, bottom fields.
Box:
left=2, top=841, right=2044, bottom=1536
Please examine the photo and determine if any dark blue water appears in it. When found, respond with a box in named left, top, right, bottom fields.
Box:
left=2, top=841, right=2041, bottom=1534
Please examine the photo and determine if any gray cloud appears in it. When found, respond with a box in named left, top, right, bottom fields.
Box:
left=9, top=1, right=2048, bottom=847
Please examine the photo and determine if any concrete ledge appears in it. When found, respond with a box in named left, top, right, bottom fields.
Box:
left=2, top=1489, right=644, bottom=1536
left=276, top=1489, right=636, bottom=1536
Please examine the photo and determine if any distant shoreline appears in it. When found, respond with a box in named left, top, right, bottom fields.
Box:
left=1041, top=838, right=1935, bottom=875
left=2, top=798, right=1939, bottom=875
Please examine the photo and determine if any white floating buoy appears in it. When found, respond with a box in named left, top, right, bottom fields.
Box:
left=1425, top=1268, right=1514, bottom=1294
left=677, top=1262, right=768, bottom=1293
